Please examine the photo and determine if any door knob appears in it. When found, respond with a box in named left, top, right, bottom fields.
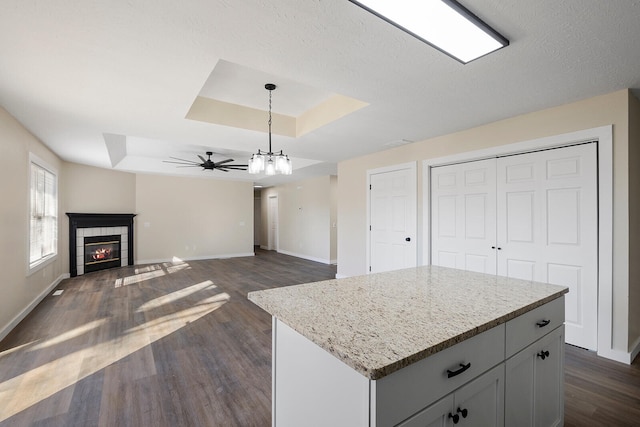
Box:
left=405, top=237, right=411, bottom=242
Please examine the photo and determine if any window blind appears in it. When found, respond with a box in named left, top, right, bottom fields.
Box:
left=30, top=161, right=57, bottom=266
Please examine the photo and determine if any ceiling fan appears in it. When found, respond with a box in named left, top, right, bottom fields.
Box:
left=164, top=151, right=248, bottom=172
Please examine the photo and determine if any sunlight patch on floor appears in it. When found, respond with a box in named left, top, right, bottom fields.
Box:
left=29, top=319, right=107, bottom=352
left=136, top=280, right=218, bottom=312
left=119, top=260, right=190, bottom=288
left=164, top=262, right=190, bottom=274
left=0, top=290, right=228, bottom=422
left=0, top=341, right=37, bottom=357
left=115, top=269, right=165, bottom=287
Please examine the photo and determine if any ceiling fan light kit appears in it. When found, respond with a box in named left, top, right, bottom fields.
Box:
left=248, top=83, right=293, bottom=176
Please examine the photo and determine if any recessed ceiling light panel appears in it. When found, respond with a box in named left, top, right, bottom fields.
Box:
left=349, top=0, right=509, bottom=63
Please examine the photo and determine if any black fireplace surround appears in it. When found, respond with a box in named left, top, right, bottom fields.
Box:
left=67, top=213, right=136, bottom=277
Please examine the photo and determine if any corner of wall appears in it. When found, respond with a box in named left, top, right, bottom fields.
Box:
left=627, top=90, right=640, bottom=349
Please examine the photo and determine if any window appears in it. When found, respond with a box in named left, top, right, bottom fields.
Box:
left=29, top=154, right=58, bottom=271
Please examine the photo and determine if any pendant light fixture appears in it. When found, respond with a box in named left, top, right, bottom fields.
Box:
left=248, top=84, right=292, bottom=176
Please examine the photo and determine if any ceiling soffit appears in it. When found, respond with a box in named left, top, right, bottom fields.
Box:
left=185, top=60, right=369, bottom=137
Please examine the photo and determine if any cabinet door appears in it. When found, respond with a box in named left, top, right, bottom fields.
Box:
left=505, top=326, right=564, bottom=427
left=396, top=365, right=504, bottom=427
left=396, top=395, right=454, bottom=427
left=454, top=364, right=504, bottom=426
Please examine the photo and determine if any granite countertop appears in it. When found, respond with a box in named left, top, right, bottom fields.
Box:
left=248, top=266, right=568, bottom=380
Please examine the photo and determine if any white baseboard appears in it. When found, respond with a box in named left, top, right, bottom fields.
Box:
left=629, top=336, right=640, bottom=364
left=260, top=245, right=270, bottom=250
left=598, top=343, right=637, bottom=365
left=330, top=259, right=337, bottom=265
left=335, top=273, right=349, bottom=279
left=0, top=273, right=70, bottom=342
left=136, top=252, right=255, bottom=266
left=276, top=249, right=331, bottom=265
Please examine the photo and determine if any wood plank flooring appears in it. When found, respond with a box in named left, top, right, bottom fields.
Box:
left=564, top=343, right=640, bottom=426
left=0, top=249, right=638, bottom=426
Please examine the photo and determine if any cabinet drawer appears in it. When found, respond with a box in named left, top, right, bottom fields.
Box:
left=505, top=296, right=564, bottom=358
left=372, top=324, right=505, bottom=427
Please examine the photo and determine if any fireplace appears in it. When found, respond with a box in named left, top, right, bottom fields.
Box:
left=67, top=213, right=136, bottom=277
left=84, top=235, right=121, bottom=274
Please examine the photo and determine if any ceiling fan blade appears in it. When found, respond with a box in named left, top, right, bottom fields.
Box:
left=221, top=166, right=248, bottom=170
left=214, top=158, right=234, bottom=166
left=164, top=160, right=199, bottom=165
left=175, top=165, right=201, bottom=168
left=197, top=155, right=206, bottom=162
left=168, top=156, right=200, bottom=164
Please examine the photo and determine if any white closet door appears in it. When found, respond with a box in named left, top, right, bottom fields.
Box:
left=370, top=166, right=417, bottom=273
left=497, top=143, right=598, bottom=350
left=430, top=159, right=497, bottom=274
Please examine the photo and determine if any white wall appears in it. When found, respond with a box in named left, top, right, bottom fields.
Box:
left=337, top=89, right=635, bottom=355
left=135, top=174, right=254, bottom=263
left=0, top=107, right=67, bottom=340
left=261, top=175, right=336, bottom=264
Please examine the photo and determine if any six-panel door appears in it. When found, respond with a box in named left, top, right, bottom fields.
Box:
left=430, top=143, right=597, bottom=350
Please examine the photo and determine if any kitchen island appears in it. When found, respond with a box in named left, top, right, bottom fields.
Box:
left=248, top=266, right=568, bottom=427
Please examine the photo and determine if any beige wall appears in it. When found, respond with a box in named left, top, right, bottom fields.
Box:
left=0, top=107, right=67, bottom=339
left=135, top=174, right=253, bottom=263
left=260, top=175, right=336, bottom=263
left=62, top=162, right=136, bottom=213
left=337, top=89, right=633, bottom=352
left=628, top=91, right=640, bottom=350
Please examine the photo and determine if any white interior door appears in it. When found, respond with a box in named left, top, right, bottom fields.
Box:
left=429, top=143, right=598, bottom=350
left=369, top=165, right=417, bottom=273
left=497, top=144, right=598, bottom=350
left=430, top=159, right=497, bottom=274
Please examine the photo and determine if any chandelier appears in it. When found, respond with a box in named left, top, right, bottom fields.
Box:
left=248, top=83, right=292, bottom=175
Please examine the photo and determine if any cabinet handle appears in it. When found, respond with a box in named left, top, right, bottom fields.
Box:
left=448, top=412, right=460, bottom=424
left=457, top=407, right=468, bottom=418
left=537, top=350, right=550, bottom=360
left=447, top=362, right=471, bottom=378
left=536, top=319, right=551, bottom=328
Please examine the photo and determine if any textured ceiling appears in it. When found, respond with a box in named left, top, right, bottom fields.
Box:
left=1, top=0, right=640, bottom=186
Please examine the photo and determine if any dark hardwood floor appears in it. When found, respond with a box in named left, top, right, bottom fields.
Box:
left=0, top=249, right=638, bottom=426
left=564, top=343, right=640, bottom=426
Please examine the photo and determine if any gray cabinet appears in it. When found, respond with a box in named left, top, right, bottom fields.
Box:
left=398, top=365, right=504, bottom=427
left=506, top=326, right=564, bottom=427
